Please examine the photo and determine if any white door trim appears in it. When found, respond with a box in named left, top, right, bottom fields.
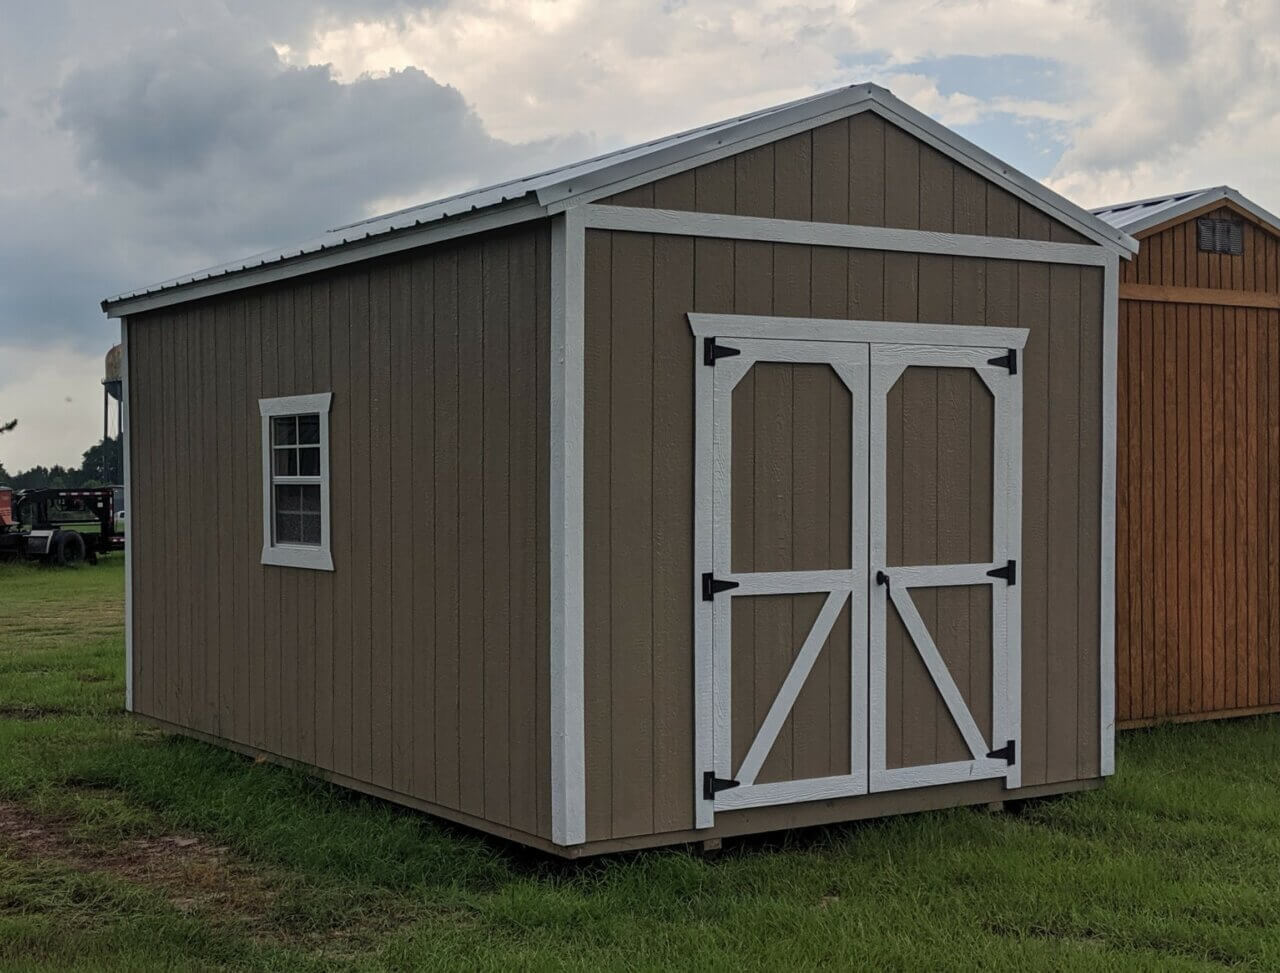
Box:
left=868, top=340, right=1023, bottom=794
left=696, top=334, right=871, bottom=825
left=735, top=589, right=850, bottom=787
left=689, top=313, right=1030, bottom=350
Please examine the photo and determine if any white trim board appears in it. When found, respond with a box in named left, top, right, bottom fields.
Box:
left=1092, top=185, right=1280, bottom=240
left=550, top=207, right=588, bottom=845
left=548, top=90, right=1136, bottom=257
left=121, top=317, right=134, bottom=713
left=258, top=393, right=334, bottom=573
left=1100, top=255, right=1118, bottom=776
left=689, top=314, right=1030, bottom=350
left=583, top=205, right=1113, bottom=267
left=103, top=84, right=1133, bottom=320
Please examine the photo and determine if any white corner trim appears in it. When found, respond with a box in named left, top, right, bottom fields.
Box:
left=689, top=313, right=1030, bottom=351
left=1100, top=256, right=1119, bottom=776
left=121, top=317, right=134, bottom=713
left=258, top=392, right=334, bottom=573
left=584, top=205, right=1113, bottom=267
left=550, top=207, right=587, bottom=846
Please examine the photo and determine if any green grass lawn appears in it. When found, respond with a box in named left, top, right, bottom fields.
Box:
left=2, top=558, right=1280, bottom=970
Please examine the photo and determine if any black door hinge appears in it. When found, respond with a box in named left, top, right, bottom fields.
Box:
left=875, top=569, right=891, bottom=592
left=702, top=572, right=740, bottom=601
left=987, top=739, right=1016, bottom=765
left=704, top=337, right=742, bottom=367
left=703, top=771, right=741, bottom=801
left=986, top=559, right=1017, bottom=586
left=987, top=349, right=1018, bottom=375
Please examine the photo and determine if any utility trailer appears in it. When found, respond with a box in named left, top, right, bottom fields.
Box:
left=0, top=487, right=123, bottom=565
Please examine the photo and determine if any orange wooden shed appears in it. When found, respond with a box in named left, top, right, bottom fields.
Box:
left=1093, top=187, right=1280, bottom=727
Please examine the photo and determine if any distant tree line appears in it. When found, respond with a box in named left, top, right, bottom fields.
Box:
left=0, top=435, right=123, bottom=490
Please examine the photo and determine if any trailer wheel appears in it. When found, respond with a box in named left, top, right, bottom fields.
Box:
left=53, top=531, right=86, bottom=567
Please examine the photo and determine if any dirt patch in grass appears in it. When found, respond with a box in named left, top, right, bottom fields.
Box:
left=0, top=705, right=72, bottom=721
left=0, top=801, right=277, bottom=918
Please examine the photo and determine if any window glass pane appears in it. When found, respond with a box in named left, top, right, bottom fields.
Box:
left=273, top=416, right=297, bottom=446
left=298, top=446, right=320, bottom=476
left=298, top=414, right=320, bottom=445
left=301, top=512, right=322, bottom=544
left=275, top=484, right=303, bottom=513
left=300, top=484, right=321, bottom=513
left=274, top=448, right=298, bottom=476
left=275, top=512, right=303, bottom=543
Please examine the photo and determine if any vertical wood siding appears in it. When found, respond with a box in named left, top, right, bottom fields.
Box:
left=126, top=222, right=554, bottom=842
left=1121, top=207, right=1280, bottom=292
left=727, top=363, right=854, bottom=785
left=885, top=368, right=994, bottom=770
left=1115, top=209, right=1280, bottom=726
left=605, top=112, right=1092, bottom=245
left=583, top=119, right=1106, bottom=841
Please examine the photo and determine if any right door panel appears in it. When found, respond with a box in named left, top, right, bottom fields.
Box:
left=869, top=344, right=1023, bottom=792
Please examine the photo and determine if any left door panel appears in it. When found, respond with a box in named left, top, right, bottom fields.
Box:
left=696, top=337, right=870, bottom=826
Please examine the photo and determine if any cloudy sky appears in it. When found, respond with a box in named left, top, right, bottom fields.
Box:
left=2, top=0, right=1277, bottom=471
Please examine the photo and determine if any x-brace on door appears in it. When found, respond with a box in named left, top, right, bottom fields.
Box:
left=692, top=319, right=1025, bottom=829
left=697, top=337, right=870, bottom=827
left=868, top=343, right=1023, bottom=792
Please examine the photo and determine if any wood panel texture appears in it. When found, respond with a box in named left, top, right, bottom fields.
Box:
left=125, top=221, right=554, bottom=844
left=1115, top=206, right=1280, bottom=726
left=582, top=117, right=1106, bottom=842
left=885, top=367, right=994, bottom=769
left=1116, top=304, right=1280, bottom=724
left=604, top=113, right=1092, bottom=244
left=727, top=362, right=853, bottom=786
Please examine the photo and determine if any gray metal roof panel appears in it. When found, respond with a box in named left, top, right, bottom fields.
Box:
left=1091, top=186, right=1280, bottom=238
left=103, top=83, right=1137, bottom=314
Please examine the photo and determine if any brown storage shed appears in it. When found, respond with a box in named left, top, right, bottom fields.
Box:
left=1092, top=188, right=1280, bottom=727
left=103, top=84, right=1136, bottom=856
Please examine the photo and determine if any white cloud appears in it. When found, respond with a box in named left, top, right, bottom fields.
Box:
left=299, top=0, right=1280, bottom=211
left=6, top=0, right=1280, bottom=473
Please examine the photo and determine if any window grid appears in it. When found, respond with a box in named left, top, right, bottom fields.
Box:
left=259, top=393, right=332, bottom=571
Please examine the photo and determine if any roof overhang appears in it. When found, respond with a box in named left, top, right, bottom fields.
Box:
left=1093, top=186, right=1280, bottom=240
left=103, top=83, right=1136, bottom=320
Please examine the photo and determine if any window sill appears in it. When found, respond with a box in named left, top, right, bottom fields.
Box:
left=261, top=545, right=334, bottom=572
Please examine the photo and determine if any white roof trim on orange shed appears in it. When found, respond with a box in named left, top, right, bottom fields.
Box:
left=102, top=83, right=1138, bottom=318
left=1092, top=185, right=1280, bottom=238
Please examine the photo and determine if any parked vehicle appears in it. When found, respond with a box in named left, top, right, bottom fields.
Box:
left=0, top=487, right=123, bottom=565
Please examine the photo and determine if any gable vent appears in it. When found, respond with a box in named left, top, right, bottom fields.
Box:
left=1197, top=217, right=1244, bottom=255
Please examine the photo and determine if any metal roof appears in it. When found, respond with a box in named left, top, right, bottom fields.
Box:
left=1092, top=186, right=1280, bottom=238
left=103, top=83, right=1137, bottom=317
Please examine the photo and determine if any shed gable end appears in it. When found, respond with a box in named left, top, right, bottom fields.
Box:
left=1122, top=204, right=1280, bottom=293
left=602, top=111, right=1092, bottom=245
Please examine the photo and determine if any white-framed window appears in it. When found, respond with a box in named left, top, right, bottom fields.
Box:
left=259, top=392, right=333, bottom=571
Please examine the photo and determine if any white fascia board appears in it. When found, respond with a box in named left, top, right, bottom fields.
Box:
left=1113, top=186, right=1280, bottom=239
left=103, top=199, right=547, bottom=319
left=864, top=94, right=1138, bottom=257
left=542, top=85, right=1137, bottom=258
left=536, top=87, right=879, bottom=209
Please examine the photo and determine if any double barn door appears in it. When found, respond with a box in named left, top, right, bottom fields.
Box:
left=692, top=319, right=1025, bottom=828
